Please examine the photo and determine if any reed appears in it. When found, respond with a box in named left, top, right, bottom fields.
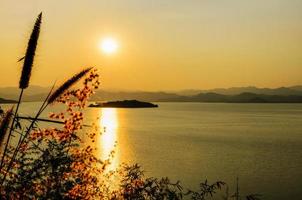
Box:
left=48, top=67, right=93, bottom=104
left=19, top=12, right=42, bottom=89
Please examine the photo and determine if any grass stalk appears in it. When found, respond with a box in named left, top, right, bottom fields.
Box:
left=0, top=89, right=23, bottom=172
left=0, top=86, right=52, bottom=185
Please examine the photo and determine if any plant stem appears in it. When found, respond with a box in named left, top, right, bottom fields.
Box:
left=0, top=85, right=54, bottom=185
left=0, top=103, right=45, bottom=185
left=0, top=89, right=23, bottom=172
left=236, top=177, right=239, bottom=200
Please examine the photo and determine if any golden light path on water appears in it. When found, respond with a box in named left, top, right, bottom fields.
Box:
left=99, top=108, right=119, bottom=171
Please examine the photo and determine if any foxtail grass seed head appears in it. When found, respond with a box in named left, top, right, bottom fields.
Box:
left=48, top=67, right=93, bottom=104
left=19, top=12, right=42, bottom=89
left=0, top=107, right=14, bottom=147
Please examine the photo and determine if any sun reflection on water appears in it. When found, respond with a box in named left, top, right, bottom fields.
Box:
left=99, top=108, right=119, bottom=171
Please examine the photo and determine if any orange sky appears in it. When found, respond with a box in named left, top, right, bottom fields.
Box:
left=0, top=0, right=302, bottom=91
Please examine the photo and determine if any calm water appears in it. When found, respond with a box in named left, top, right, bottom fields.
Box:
left=1, top=102, right=302, bottom=199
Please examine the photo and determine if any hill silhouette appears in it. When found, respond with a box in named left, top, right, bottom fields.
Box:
left=1, top=85, right=302, bottom=102
left=178, top=86, right=302, bottom=96
left=159, top=92, right=302, bottom=103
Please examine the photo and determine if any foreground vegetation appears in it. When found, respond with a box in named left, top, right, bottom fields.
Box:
left=0, top=13, right=261, bottom=200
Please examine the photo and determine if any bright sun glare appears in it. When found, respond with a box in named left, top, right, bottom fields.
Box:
left=100, top=38, right=118, bottom=54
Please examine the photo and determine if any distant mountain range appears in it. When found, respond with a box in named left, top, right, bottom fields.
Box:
left=159, top=92, right=302, bottom=103
left=1, top=85, right=302, bottom=103
left=0, top=85, right=51, bottom=102
left=177, top=86, right=302, bottom=96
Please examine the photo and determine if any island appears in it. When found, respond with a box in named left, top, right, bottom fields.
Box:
left=89, top=100, right=158, bottom=108
left=0, top=97, right=17, bottom=104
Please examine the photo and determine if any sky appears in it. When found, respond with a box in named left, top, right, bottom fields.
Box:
left=0, top=0, right=302, bottom=91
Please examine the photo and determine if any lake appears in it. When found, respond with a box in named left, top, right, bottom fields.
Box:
left=1, top=102, right=302, bottom=199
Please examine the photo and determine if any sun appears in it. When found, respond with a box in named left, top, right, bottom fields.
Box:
left=100, top=38, right=118, bottom=54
